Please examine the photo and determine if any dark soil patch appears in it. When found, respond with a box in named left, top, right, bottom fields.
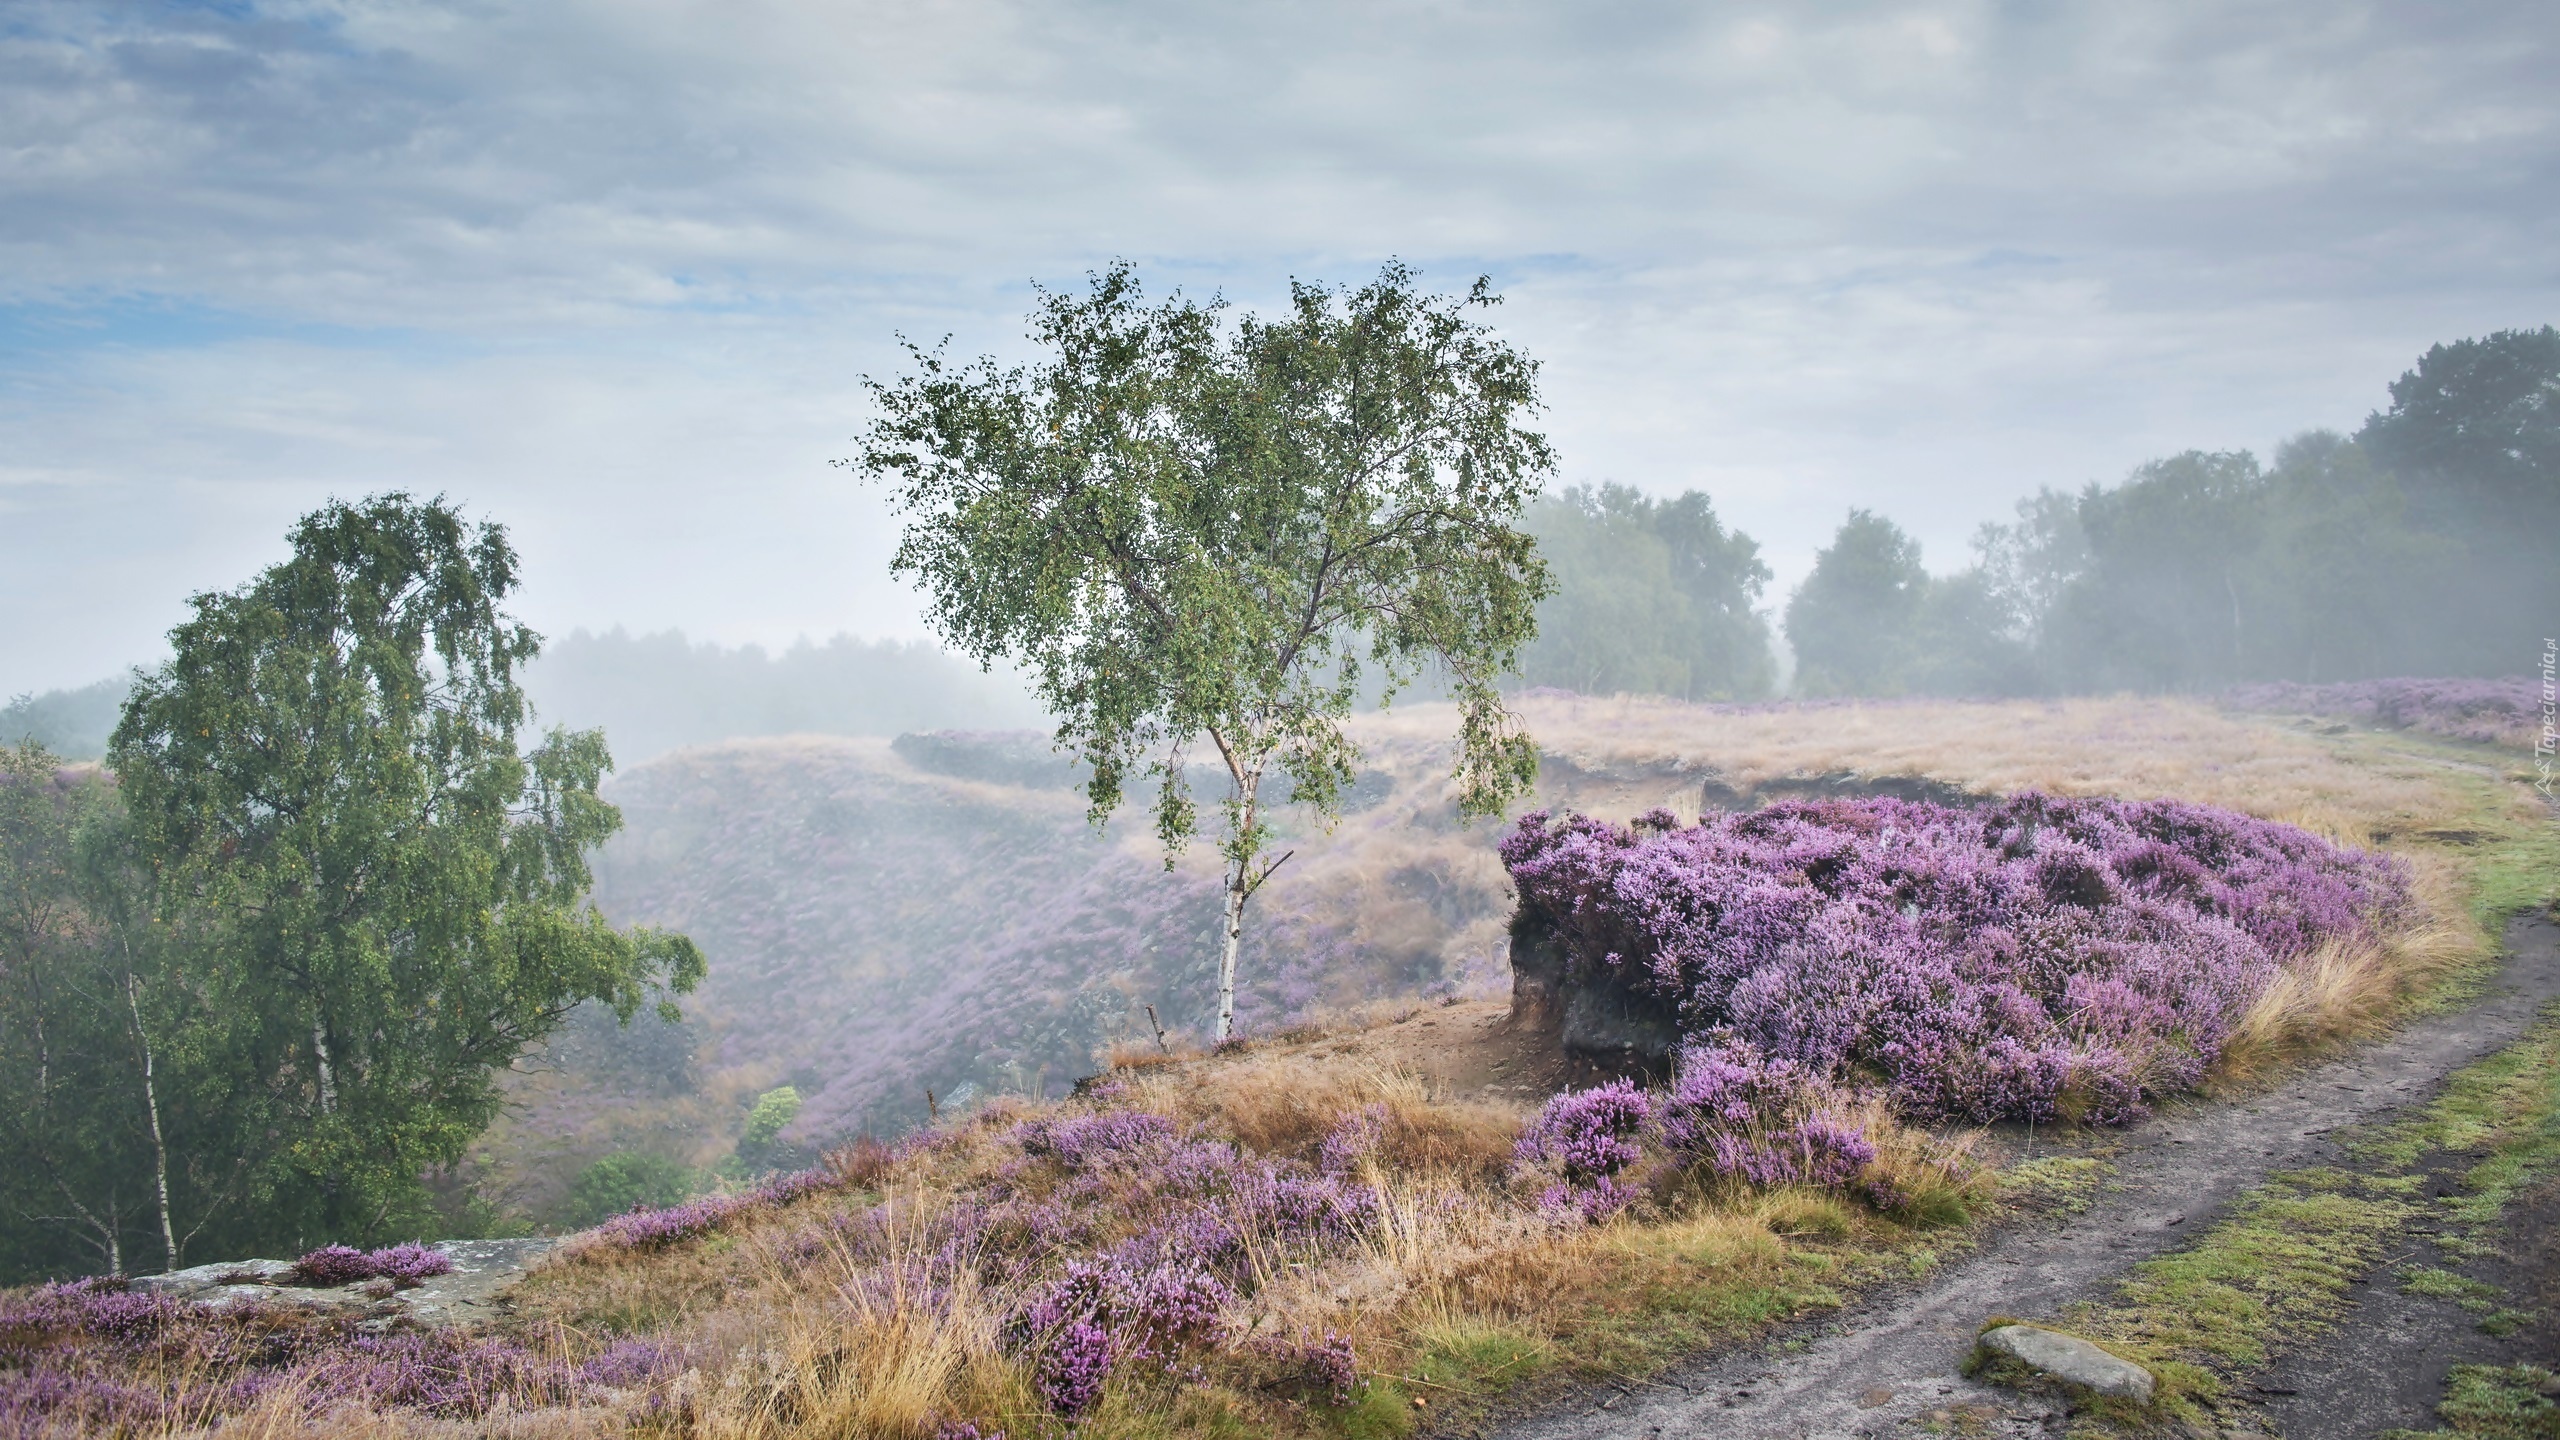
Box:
left=2259, top=1165, right=2560, bottom=1437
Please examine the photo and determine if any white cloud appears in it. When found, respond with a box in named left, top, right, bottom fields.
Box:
left=0, top=0, right=2553, bottom=691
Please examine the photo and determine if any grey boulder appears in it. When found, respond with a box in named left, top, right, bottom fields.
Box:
left=124, top=1238, right=558, bottom=1328
left=1979, top=1324, right=2156, bottom=1403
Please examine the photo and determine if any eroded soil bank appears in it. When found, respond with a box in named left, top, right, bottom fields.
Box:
left=1492, top=912, right=2560, bottom=1440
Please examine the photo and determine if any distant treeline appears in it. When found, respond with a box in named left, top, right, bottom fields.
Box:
left=1523, top=325, right=2557, bottom=699
left=6, top=631, right=1048, bottom=768
left=8, top=327, right=2549, bottom=739
left=0, top=677, right=129, bottom=761
left=524, top=629, right=1046, bottom=764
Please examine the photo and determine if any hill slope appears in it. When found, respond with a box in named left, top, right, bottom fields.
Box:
left=473, top=694, right=2514, bottom=1222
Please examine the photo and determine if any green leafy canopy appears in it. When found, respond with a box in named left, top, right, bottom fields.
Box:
left=847, top=262, right=1554, bottom=1037
left=848, top=261, right=1553, bottom=861
left=106, top=493, right=704, bottom=1244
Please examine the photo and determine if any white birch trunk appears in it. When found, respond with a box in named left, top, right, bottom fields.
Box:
left=312, top=1018, right=338, bottom=1115
left=1213, top=769, right=1260, bottom=1043
left=128, top=973, right=179, bottom=1272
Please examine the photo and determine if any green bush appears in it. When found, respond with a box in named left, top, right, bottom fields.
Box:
left=564, top=1152, right=701, bottom=1227
left=735, top=1085, right=804, bottom=1173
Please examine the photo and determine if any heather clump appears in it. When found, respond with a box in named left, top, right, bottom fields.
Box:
left=287, top=1243, right=453, bottom=1289
left=0, top=1278, right=609, bottom=1431
left=1005, top=1256, right=1233, bottom=1413
left=588, top=1160, right=845, bottom=1250
left=1659, top=1044, right=1878, bottom=1191
left=1504, top=792, right=2410, bottom=1125
left=2223, top=676, right=2544, bottom=749
left=1514, top=1080, right=1653, bottom=1221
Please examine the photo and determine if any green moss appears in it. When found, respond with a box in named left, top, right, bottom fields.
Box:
left=2464, top=817, right=2560, bottom=930
left=2003, top=1157, right=2110, bottom=1215
left=2401, top=1266, right=2503, bottom=1307
left=2094, top=1173, right=2416, bottom=1370
left=1331, top=1379, right=1417, bottom=1440
left=2003, top=1007, right=2560, bottom=1438
left=2480, top=1309, right=2536, bottom=1339
left=2384, top=1365, right=2560, bottom=1440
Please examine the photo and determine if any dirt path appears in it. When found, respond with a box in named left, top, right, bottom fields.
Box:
left=1492, top=912, right=2560, bottom=1440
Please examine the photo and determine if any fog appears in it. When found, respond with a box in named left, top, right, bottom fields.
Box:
left=5, top=1, right=2556, bottom=697
left=5, top=2, right=2560, bottom=1276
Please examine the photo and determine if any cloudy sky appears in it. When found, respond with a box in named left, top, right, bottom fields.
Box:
left=2, top=0, right=2553, bottom=694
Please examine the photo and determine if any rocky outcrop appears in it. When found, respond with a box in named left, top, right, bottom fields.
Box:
left=1508, top=910, right=1682, bottom=1070
left=131, top=1239, right=557, bottom=1329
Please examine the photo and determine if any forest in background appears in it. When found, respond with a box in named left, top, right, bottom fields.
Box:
left=0, top=324, right=2550, bottom=1283
left=10, top=325, right=2549, bottom=752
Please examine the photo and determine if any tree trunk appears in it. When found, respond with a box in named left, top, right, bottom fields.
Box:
left=2225, top=564, right=2245, bottom=678
left=312, top=1017, right=338, bottom=1115
left=128, top=972, right=179, bottom=1273
left=1215, top=856, right=1248, bottom=1043
left=1213, top=768, right=1261, bottom=1044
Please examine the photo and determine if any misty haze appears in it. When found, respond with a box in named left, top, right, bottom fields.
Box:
left=1, top=6, right=2554, bottom=1439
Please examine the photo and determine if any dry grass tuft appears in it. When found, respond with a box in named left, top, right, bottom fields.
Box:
left=1851, top=1098, right=1991, bottom=1226
left=1101, top=1039, right=1190, bottom=1072
left=1156, top=1055, right=1519, bottom=1179
left=2212, top=851, right=2488, bottom=1089
left=824, top=1135, right=900, bottom=1191
left=692, top=1197, right=1024, bottom=1440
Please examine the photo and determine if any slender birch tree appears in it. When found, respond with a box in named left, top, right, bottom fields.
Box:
left=108, top=495, right=705, bottom=1245
left=851, top=263, right=1552, bottom=1040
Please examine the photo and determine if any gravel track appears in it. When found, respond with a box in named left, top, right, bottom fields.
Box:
left=1492, top=912, right=2560, bottom=1440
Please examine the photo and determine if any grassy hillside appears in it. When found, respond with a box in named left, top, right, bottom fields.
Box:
left=470, top=694, right=2543, bottom=1227
left=9, top=693, right=2551, bottom=1439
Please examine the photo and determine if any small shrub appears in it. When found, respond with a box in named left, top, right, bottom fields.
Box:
left=736, top=1085, right=804, bottom=1170
left=566, top=1151, right=703, bottom=1228
left=827, top=1135, right=901, bottom=1190
left=288, top=1243, right=454, bottom=1289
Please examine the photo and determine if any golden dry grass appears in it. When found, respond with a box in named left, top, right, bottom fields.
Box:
left=104, top=695, right=2545, bottom=1440
left=2210, top=851, right=2488, bottom=1088
left=462, top=1035, right=1989, bottom=1440
left=1368, top=692, right=2482, bottom=828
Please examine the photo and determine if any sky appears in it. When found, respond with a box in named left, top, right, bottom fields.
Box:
left=2, top=0, right=2554, bottom=695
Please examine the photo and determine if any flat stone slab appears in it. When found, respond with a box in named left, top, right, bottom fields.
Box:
left=1979, top=1324, right=2155, bottom=1403
left=128, top=1239, right=557, bottom=1328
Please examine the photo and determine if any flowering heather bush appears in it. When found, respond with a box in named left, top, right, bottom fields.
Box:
left=1657, top=1044, right=1875, bottom=1188
left=366, top=1243, right=453, bottom=1286
left=589, top=1161, right=845, bottom=1249
left=1254, top=1330, right=1359, bottom=1406
left=288, top=1242, right=454, bottom=1288
left=576, top=1336, right=688, bottom=1389
left=1504, top=793, right=2410, bottom=1125
left=1516, top=1080, right=1651, bottom=1184
left=288, top=1245, right=376, bottom=1288
left=1018, top=1111, right=1179, bottom=1167
left=0, top=1279, right=640, bottom=1431
left=1514, top=1080, right=1654, bottom=1221
left=1036, top=1319, right=1115, bottom=1415
left=292, top=1331, right=580, bottom=1417
left=0, top=1279, right=179, bottom=1348
left=1318, top=1104, right=1390, bottom=1174
left=2224, top=676, right=2544, bottom=748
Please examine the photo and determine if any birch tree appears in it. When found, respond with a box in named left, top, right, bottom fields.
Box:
left=852, top=263, right=1552, bottom=1040
left=108, top=495, right=705, bottom=1245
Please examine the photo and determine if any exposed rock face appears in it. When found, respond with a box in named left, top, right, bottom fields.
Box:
left=1507, top=909, right=1682, bottom=1069
left=1977, top=1324, right=2156, bottom=1402
left=130, top=1239, right=557, bottom=1328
